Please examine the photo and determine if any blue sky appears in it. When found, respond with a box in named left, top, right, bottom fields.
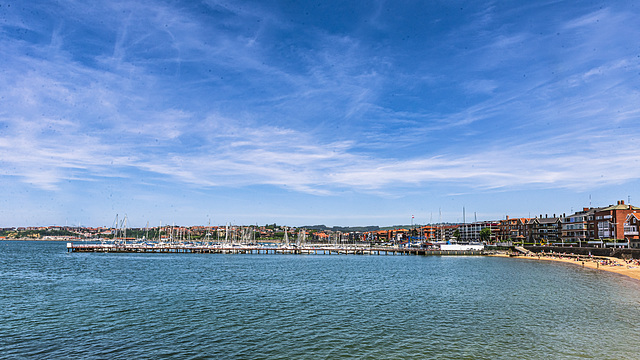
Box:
left=1, top=1, right=640, bottom=227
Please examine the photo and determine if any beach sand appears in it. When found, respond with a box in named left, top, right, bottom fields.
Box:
left=491, top=253, right=640, bottom=281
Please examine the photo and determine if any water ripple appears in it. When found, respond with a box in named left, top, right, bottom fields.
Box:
left=1, top=242, right=640, bottom=359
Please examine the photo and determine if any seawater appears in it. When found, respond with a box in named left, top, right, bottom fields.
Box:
left=1, top=241, right=639, bottom=359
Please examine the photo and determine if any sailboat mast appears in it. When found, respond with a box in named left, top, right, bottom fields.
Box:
left=439, top=208, right=443, bottom=242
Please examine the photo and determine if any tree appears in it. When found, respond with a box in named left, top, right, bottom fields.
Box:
left=479, top=228, right=492, bottom=243
left=453, top=229, right=460, bottom=240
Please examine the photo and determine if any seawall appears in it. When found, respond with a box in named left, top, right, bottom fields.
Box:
left=525, top=246, right=640, bottom=259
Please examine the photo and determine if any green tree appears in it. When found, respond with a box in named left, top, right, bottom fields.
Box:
left=453, top=229, right=460, bottom=240
left=479, top=228, right=491, bottom=243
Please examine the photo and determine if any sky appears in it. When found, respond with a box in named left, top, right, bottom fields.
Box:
left=1, top=1, right=640, bottom=228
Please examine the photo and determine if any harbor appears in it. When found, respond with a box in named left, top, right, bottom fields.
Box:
left=66, top=242, right=486, bottom=256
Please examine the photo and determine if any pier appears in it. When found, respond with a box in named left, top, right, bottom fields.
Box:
left=67, top=242, right=486, bottom=256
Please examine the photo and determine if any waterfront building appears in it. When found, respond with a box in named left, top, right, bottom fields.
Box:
left=365, top=228, right=410, bottom=243
left=527, top=215, right=563, bottom=245
left=458, top=221, right=499, bottom=243
left=312, top=232, right=330, bottom=243
left=624, top=213, right=640, bottom=248
left=433, top=224, right=460, bottom=242
left=417, top=225, right=436, bottom=241
left=561, top=207, right=602, bottom=246
left=591, top=200, right=640, bottom=247
left=497, top=217, right=530, bottom=244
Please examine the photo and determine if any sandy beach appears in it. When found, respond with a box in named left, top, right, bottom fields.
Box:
left=493, top=252, right=640, bottom=281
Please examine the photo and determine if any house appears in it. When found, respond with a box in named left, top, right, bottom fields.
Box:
left=313, top=232, right=330, bottom=242
left=623, top=213, right=640, bottom=248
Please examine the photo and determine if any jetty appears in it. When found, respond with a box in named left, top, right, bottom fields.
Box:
left=66, top=242, right=486, bottom=256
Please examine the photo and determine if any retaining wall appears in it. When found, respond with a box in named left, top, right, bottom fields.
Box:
left=524, top=246, right=640, bottom=259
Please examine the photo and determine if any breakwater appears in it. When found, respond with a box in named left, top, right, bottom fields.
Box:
left=66, top=242, right=486, bottom=256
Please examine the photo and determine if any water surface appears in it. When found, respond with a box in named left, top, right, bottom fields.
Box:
left=1, top=241, right=639, bottom=359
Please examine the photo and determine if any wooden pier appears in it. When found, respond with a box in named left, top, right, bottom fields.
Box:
left=66, top=243, right=485, bottom=256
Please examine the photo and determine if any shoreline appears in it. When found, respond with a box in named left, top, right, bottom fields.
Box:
left=492, top=253, right=640, bottom=281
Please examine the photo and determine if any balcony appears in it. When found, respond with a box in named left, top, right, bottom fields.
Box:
left=624, top=227, right=639, bottom=236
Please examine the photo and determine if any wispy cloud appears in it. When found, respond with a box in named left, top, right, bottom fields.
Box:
left=4, top=96, right=638, bottom=196
left=1, top=0, right=640, bottom=225
left=563, top=8, right=610, bottom=29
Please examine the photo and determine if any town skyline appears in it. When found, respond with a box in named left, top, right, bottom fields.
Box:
left=5, top=199, right=640, bottom=249
left=2, top=1, right=640, bottom=227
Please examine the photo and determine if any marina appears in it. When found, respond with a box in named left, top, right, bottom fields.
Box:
left=66, top=242, right=486, bottom=256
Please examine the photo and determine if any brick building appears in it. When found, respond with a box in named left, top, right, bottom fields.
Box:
left=591, top=200, right=640, bottom=246
left=497, top=217, right=530, bottom=243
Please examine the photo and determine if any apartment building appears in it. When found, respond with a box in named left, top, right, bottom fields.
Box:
left=497, top=217, right=530, bottom=243
left=458, top=221, right=499, bottom=243
left=433, top=224, right=460, bottom=242
left=527, top=215, right=563, bottom=244
left=591, top=200, right=640, bottom=245
left=561, top=207, right=601, bottom=246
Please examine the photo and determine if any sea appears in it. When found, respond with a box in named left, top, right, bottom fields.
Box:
left=1, top=240, right=639, bottom=359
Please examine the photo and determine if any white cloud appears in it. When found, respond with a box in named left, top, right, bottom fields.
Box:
left=1, top=0, right=640, bottom=200
left=582, top=59, right=632, bottom=80
left=563, top=8, right=610, bottom=29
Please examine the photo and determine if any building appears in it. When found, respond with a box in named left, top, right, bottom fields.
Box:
left=561, top=208, right=602, bottom=246
left=365, top=228, right=410, bottom=243
left=591, top=200, right=640, bottom=247
left=419, top=225, right=436, bottom=241
left=624, top=213, right=640, bottom=248
left=527, top=215, right=563, bottom=245
left=459, top=221, right=499, bottom=243
left=433, top=225, right=460, bottom=242
left=497, top=217, right=530, bottom=244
